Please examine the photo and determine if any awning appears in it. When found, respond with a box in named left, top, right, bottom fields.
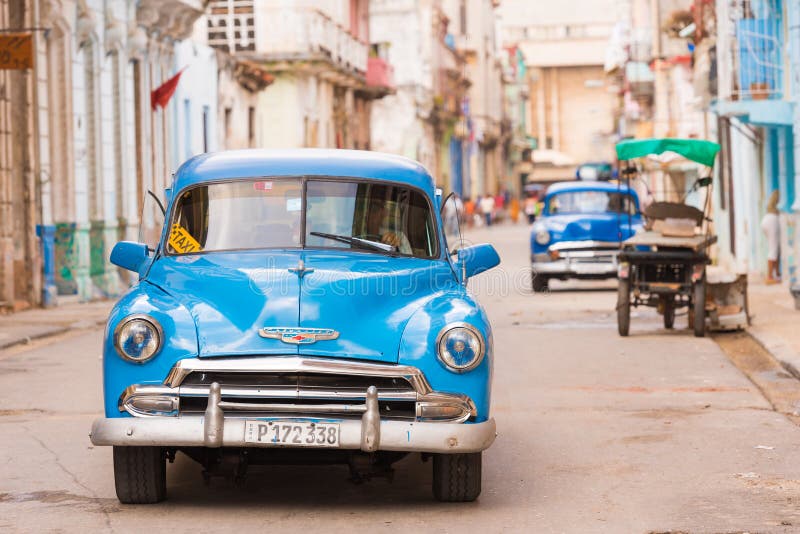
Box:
left=615, top=138, right=720, bottom=167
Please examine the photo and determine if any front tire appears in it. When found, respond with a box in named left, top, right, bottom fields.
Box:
left=531, top=271, right=549, bottom=293
left=693, top=277, right=706, bottom=337
left=113, top=446, right=167, bottom=504
left=432, top=452, right=482, bottom=502
left=617, top=278, right=631, bottom=337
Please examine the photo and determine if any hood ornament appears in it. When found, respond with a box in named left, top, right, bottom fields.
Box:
left=259, top=327, right=339, bottom=345
left=289, top=260, right=314, bottom=278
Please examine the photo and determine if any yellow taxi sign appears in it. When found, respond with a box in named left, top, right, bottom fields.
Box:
left=168, top=224, right=202, bottom=254
left=0, top=33, right=33, bottom=70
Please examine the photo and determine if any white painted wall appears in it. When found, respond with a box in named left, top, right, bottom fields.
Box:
left=369, top=0, right=435, bottom=166
left=259, top=76, right=303, bottom=148
left=171, top=40, right=219, bottom=168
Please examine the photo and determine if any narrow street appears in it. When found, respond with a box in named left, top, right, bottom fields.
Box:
left=2, top=223, right=800, bottom=533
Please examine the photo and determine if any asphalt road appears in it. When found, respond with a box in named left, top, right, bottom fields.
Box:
left=3, top=223, right=800, bottom=533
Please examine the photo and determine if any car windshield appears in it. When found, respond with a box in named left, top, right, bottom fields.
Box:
left=547, top=190, right=637, bottom=215
left=166, top=178, right=438, bottom=258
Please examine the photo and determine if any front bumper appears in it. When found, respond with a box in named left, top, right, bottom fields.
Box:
left=95, top=356, right=495, bottom=454
left=532, top=241, right=619, bottom=277
left=533, top=257, right=618, bottom=276
left=89, top=416, right=497, bottom=454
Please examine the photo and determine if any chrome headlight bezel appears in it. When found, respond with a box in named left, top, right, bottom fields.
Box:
left=435, top=322, right=486, bottom=373
left=113, top=314, right=163, bottom=363
left=534, top=227, right=551, bottom=245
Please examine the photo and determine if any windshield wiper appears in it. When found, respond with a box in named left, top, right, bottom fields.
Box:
left=309, top=232, right=398, bottom=254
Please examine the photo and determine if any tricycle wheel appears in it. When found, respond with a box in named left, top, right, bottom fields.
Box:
left=693, top=278, right=706, bottom=337
left=432, top=452, right=482, bottom=502
left=662, top=296, right=675, bottom=329
left=113, top=446, right=166, bottom=504
left=531, top=271, right=549, bottom=293
left=617, top=278, right=631, bottom=337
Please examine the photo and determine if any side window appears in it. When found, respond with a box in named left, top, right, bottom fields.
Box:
left=138, top=190, right=165, bottom=251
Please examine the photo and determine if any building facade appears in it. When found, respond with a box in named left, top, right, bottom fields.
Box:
left=500, top=44, right=532, bottom=196
left=0, top=0, right=207, bottom=311
left=500, top=0, right=618, bottom=185
left=709, top=0, right=799, bottom=286
left=0, top=0, right=39, bottom=310
left=606, top=0, right=800, bottom=294
left=369, top=0, right=472, bottom=195
left=444, top=0, right=506, bottom=198
left=207, top=0, right=393, bottom=154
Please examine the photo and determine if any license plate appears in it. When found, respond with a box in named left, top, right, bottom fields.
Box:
left=573, top=263, right=611, bottom=274
left=244, top=420, right=340, bottom=447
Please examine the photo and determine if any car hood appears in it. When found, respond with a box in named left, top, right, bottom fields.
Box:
left=545, top=212, right=638, bottom=243
left=146, top=251, right=303, bottom=357
left=296, top=251, right=458, bottom=363
left=146, top=250, right=458, bottom=363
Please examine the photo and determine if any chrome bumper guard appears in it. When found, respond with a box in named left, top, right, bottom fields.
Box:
left=118, top=356, right=477, bottom=423
left=90, top=387, right=496, bottom=454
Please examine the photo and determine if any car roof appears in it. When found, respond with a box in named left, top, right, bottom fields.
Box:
left=545, top=180, right=637, bottom=197
left=171, top=149, right=436, bottom=194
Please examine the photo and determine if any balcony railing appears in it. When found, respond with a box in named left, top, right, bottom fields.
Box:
left=242, top=6, right=367, bottom=77
left=723, top=0, right=785, bottom=100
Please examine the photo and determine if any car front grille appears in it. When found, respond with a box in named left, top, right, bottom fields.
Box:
left=120, top=356, right=476, bottom=423
left=177, top=371, right=418, bottom=420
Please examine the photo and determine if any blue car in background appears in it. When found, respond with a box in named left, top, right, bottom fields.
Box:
left=90, top=149, right=500, bottom=504
left=530, top=181, right=642, bottom=292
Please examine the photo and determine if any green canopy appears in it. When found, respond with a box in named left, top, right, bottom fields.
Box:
left=616, top=138, right=721, bottom=167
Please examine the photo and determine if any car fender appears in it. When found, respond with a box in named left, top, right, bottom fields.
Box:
left=398, top=291, right=493, bottom=422
left=103, top=281, right=198, bottom=417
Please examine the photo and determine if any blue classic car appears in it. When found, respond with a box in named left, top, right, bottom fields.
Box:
left=530, top=181, right=642, bottom=291
left=90, top=149, right=500, bottom=503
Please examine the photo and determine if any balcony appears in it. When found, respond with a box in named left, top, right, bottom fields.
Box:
left=713, top=0, right=792, bottom=126
left=432, top=40, right=469, bottom=121
left=723, top=0, right=785, bottom=101
left=364, top=56, right=395, bottom=95
left=211, top=5, right=368, bottom=84
left=138, top=0, right=208, bottom=40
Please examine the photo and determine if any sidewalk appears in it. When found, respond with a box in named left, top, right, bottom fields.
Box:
left=0, top=299, right=112, bottom=350
left=746, top=280, right=800, bottom=378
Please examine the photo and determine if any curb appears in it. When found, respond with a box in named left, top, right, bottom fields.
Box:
left=748, top=325, right=800, bottom=381
left=0, top=326, right=70, bottom=351
left=0, top=318, right=106, bottom=352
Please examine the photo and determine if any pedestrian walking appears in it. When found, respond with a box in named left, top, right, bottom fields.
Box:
left=494, top=191, right=505, bottom=223
left=464, top=197, right=475, bottom=228
left=509, top=196, right=520, bottom=223
left=480, top=194, right=495, bottom=227
left=761, top=190, right=781, bottom=284
left=524, top=195, right=537, bottom=224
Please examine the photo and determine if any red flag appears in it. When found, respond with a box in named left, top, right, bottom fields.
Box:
left=150, top=67, right=186, bottom=110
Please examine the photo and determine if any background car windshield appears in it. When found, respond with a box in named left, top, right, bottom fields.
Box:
left=167, top=178, right=437, bottom=258
left=547, top=191, right=636, bottom=215
left=306, top=180, right=437, bottom=258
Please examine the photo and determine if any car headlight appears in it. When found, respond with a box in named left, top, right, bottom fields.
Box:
left=436, top=323, right=485, bottom=373
left=114, top=315, right=163, bottom=363
left=535, top=227, right=550, bottom=245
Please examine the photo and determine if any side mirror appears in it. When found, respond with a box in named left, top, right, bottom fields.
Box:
left=110, top=241, right=149, bottom=272
left=457, top=244, right=500, bottom=279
